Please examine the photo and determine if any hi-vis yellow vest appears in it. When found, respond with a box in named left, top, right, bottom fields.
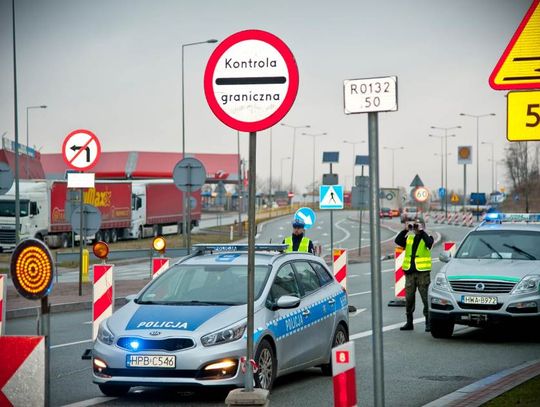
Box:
left=402, top=234, right=432, bottom=271
left=284, top=236, right=310, bottom=253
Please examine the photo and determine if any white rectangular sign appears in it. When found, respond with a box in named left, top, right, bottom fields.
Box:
left=67, top=172, right=95, bottom=188
left=344, top=76, right=398, bottom=114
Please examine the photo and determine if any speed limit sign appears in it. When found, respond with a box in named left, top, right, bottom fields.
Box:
left=413, top=187, right=429, bottom=203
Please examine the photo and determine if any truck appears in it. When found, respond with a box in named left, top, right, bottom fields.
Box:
left=379, top=187, right=404, bottom=215
left=0, top=180, right=201, bottom=251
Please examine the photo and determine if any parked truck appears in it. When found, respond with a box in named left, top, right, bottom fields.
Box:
left=379, top=187, right=404, bottom=215
left=0, top=180, right=201, bottom=251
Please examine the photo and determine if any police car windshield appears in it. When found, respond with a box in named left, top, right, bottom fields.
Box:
left=455, top=230, right=540, bottom=260
left=138, top=264, right=271, bottom=305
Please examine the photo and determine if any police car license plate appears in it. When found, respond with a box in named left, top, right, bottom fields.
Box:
left=461, top=295, right=497, bottom=305
left=126, top=355, right=176, bottom=368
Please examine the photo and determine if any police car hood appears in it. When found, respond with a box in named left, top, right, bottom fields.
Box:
left=107, top=300, right=249, bottom=337
left=443, top=258, right=536, bottom=282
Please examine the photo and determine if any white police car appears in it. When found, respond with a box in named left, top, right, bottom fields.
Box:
left=429, top=213, right=540, bottom=338
left=92, top=244, right=349, bottom=396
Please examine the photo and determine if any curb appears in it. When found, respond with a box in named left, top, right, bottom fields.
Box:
left=423, top=358, right=540, bottom=407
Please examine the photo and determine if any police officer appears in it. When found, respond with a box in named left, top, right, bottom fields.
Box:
left=395, top=219, right=434, bottom=332
left=283, top=219, right=315, bottom=253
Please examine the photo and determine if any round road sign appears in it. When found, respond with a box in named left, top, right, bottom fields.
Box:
left=70, top=204, right=102, bottom=237
left=204, top=29, right=299, bottom=132
left=173, top=158, right=207, bottom=192
left=0, top=162, right=14, bottom=195
left=413, top=187, right=430, bottom=203
left=62, top=129, right=101, bottom=171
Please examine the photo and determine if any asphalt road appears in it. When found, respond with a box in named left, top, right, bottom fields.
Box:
left=6, top=220, right=540, bottom=406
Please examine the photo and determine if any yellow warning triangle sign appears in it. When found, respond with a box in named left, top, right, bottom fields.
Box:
left=490, top=0, right=540, bottom=90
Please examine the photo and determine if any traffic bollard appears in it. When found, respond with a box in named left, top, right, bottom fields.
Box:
left=82, top=249, right=89, bottom=283
left=0, top=275, right=5, bottom=335
left=332, top=341, right=357, bottom=407
left=444, top=241, right=457, bottom=258
left=92, top=264, right=114, bottom=341
left=152, top=257, right=170, bottom=279
left=388, top=247, right=406, bottom=307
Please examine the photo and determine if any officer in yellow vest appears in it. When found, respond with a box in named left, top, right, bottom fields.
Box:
left=283, top=219, right=315, bottom=253
left=395, top=219, right=434, bottom=332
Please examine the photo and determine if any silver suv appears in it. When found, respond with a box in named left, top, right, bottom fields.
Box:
left=428, top=214, right=540, bottom=338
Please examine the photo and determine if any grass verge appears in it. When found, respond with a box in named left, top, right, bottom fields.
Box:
left=482, top=375, right=540, bottom=407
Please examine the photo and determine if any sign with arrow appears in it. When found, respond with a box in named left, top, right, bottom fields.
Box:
left=62, top=129, right=101, bottom=171
left=294, top=207, right=316, bottom=229
left=409, top=174, right=424, bottom=188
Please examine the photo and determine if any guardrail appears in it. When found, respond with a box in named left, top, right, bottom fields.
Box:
left=55, top=247, right=189, bottom=263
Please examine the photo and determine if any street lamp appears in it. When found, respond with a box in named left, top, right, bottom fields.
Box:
left=302, top=132, right=326, bottom=205
left=343, top=140, right=366, bottom=189
left=25, top=105, right=46, bottom=178
left=382, top=146, right=404, bottom=188
left=460, top=113, right=496, bottom=218
left=430, top=126, right=460, bottom=216
left=481, top=141, right=495, bottom=193
left=181, top=39, right=218, bottom=157
left=281, top=123, right=310, bottom=194
left=280, top=157, right=291, bottom=191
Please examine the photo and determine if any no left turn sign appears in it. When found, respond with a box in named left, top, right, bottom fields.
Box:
left=62, top=129, right=101, bottom=171
left=204, top=30, right=299, bottom=132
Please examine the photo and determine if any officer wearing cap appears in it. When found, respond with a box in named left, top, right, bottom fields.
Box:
left=395, top=218, right=434, bottom=332
left=283, top=219, right=315, bottom=253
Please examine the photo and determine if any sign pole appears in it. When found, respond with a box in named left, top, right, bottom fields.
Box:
left=40, top=296, right=50, bottom=407
left=79, top=187, right=83, bottom=296
left=358, top=165, right=364, bottom=256
left=246, top=131, right=257, bottom=392
left=368, top=112, right=385, bottom=407
left=330, top=163, right=334, bottom=257
left=187, top=163, right=192, bottom=254
left=463, top=164, right=467, bottom=213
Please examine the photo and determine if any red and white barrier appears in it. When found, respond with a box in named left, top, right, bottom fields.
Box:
left=332, top=341, right=357, bottom=407
left=333, top=249, right=347, bottom=291
left=152, top=257, right=170, bottom=279
left=452, top=213, right=461, bottom=225
left=388, top=247, right=406, bottom=307
left=0, top=336, right=45, bottom=406
left=93, top=264, right=114, bottom=341
left=0, top=275, right=5, bottom=336
left=462, top=213, right=474, bottom=227
left=444, top=242, right=457, bottom=257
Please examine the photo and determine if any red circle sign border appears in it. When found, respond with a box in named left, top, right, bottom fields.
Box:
left=62, top=129, right=102, bottom=171
left=204, top=29, right=299, bottom=133
left=414, top=187, right=429, bottom=203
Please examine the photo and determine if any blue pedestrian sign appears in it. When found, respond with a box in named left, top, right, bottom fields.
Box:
left=294, top=207, right=316, bottom=229
left=438, top=187, right=446, bottom=198
left=319, top=185, right=344, bottom=209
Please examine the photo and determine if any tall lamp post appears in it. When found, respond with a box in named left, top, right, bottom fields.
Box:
left=382, top=146, right=404, bottom=188
left=460, top=113, right=496, bottom=219
left=302, top=131, right=326, bottom=205
left=344, top=140, right=366, bottom=189
left=281, top=123, right=310, bottom=195
left=430, top=126, right=459, bottom=217
left=181, top=38, right=217, bottom=244
left=481, top=141, right=495, bottom=193
left=280, top=157, right=291, bottom=191
left=25, top=105, right=47, bottom=178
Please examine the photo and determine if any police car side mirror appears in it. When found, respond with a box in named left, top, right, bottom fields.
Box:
left=276, top=295, right=301, bottom=309
left=439, top=252, right=451, bottom=263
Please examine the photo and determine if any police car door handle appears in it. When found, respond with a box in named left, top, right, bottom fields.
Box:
left=302, top=309, right=310, bottom=317
left=328, top=299, right=336, bottom=305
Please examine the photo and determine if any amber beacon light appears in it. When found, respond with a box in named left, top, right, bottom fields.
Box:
left=152, top=236, right=167, bottom=253
left=93, top=241, right=110, bottom=260
left=10, top=238, right=55, bottom=300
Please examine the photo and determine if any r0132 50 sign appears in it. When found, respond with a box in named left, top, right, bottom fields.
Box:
left=344, top=76, right=398, bottom=114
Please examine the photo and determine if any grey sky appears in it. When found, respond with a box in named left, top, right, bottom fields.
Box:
left=0, top=0, right=530, bottom=193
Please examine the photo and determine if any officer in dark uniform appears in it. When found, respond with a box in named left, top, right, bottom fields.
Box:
left=395, top=219, right=434, bottom=332
left=283, top=219, right=315, bottom=253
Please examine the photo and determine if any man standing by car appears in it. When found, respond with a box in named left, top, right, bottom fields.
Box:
left=395, top=220, right=434, bottom=332
left=283, top=219, right=315, bottom=253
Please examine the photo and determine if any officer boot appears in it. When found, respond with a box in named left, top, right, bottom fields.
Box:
left=400, top=314, right=414, bottom=331
left=425, top=317, right=431, bottom=332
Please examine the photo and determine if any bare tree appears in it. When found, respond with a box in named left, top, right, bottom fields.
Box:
left=504, top=142, right=540, bottom=212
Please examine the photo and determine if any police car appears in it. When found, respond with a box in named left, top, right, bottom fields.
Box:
left=429, top=213, right=540, bottom=338
left=92, top=244, right=349, bottom=396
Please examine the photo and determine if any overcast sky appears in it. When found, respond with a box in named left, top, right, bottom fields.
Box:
left=0, top=0, right=531, bottom=194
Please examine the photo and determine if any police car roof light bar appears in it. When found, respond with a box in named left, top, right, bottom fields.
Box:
left=192, top=244, right=289, bottom=254
left=481, top=212, right=540, bottom=226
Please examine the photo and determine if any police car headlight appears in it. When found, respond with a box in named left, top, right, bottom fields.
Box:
left=434, top=273, right=450, bottom=292
left=201, top=322, right=246, bottom=347
left=97, top=321, right=115, bottom=345
left=511, top=275, right=540, bottom=295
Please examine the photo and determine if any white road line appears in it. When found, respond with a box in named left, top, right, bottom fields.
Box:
left=334, top=219, right=351, bottom=245
left=61, top=397, right=117, bottom=407
left=51, top=339, right=93, bottom=349
left=350, top=318, right=425, bottom=340
left=349, top=290, right=371, bottom=297
left=350, top=308, right=367, bottom=317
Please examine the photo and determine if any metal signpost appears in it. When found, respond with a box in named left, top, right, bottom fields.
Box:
left=204, top=29, right=298, bottom=401
left=344, top=75, right=398, bottom=407
left=173, top=157, right=206, bottom=254
left=355, top=155, right=369, bottom=255
left=458, top=146, right=472, bottom=212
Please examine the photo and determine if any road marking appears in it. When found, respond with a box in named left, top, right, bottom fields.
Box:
left=349, top=275, right=360, bottom=279
left=350, top=318, right=425, bottom=340
left=349, top=290, right=371, bottom=297
left=83, top=321, right=92, bottom=325
left=350, top=308, right=367, bottom=317
left=51, top=339, right=92, bottom=349
left=334, top=219, right=351, bottom=245
left=61, top=397, right=117, bottom=407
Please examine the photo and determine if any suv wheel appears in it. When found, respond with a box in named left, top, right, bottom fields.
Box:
left=321, top=324, right=348, bottom=376
left=254, top=339, right=276, bottom=390
left=430, top=319, right=454, bottom=339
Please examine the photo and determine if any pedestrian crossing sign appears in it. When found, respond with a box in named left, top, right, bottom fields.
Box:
left=319, top=185, right=344, bottom=209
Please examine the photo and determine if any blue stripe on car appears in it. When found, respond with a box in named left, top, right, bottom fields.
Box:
left=126, top=305, right=229, bottom=331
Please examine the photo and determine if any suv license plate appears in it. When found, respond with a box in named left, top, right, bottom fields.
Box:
left=126, top=355, right=176, bottom=368
left=461, top=295, right=497, bottom=305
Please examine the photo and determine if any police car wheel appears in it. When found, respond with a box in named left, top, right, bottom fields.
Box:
left=320, top=324, right=348, bottom=376
left=254, top=339, right=276, bottom=391
left=430, top=319, right=454, bottom=339
left=98, top=384, right=130, bottom=397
